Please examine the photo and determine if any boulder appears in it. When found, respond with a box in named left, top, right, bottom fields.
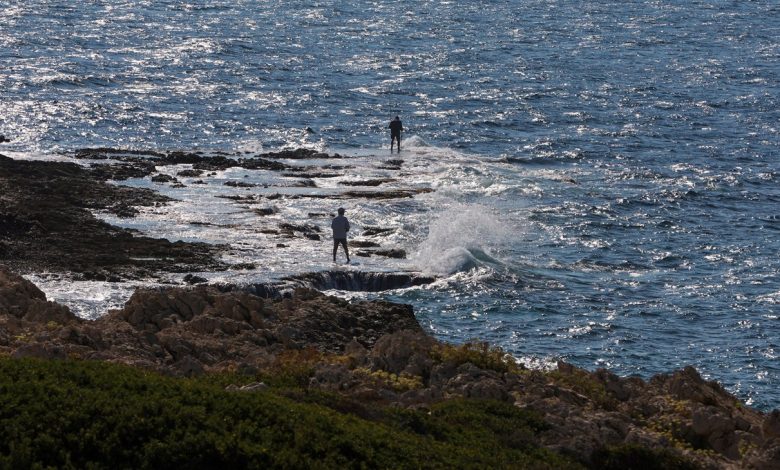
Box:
left=0, top=268, right=76, bottom=324
left=369, top=330, right=436, bottom=375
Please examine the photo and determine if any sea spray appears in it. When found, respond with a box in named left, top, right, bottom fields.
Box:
left=413, top=204, right=509, bottom=276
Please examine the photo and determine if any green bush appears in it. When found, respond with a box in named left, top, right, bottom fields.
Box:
left=431, top=341, right=522, bottom=374
left=0, top=358, right=583, bottom=469
left=590, top=443, right=699, bottom=470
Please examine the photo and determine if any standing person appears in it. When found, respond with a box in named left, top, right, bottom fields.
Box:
left=389, top=116, right=403, bottom=152
left=331, top=207, right=350, bottom=263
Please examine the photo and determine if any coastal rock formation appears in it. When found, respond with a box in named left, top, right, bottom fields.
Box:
left=0, top=267, right=421, bottom=370
left=2, top=149, right=779, bottom=467
left=285, top=270, right=434, bottom=292
left=1, top=267, right=779, bottom=468
left=0, top=154, right=225, bottom=279
left=0, top=269, right=75, bottom=324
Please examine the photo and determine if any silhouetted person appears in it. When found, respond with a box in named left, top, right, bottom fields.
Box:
left=389, top=116, right=402, bottom=151
left=331, top=207, right=350, bottom=263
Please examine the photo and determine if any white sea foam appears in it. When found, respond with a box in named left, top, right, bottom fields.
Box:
left=412, top=204, right=508, bottom=276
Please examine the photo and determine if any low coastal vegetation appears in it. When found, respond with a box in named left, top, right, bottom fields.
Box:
left=0, top=356, right=705, bottom=470
left=0, top=357, right=579, bottom=469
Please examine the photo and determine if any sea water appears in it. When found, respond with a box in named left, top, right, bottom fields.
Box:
left=1, top=1, right=779, bottom=410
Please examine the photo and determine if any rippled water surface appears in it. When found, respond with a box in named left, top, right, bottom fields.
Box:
left=2, top=1, right=779, bottom=410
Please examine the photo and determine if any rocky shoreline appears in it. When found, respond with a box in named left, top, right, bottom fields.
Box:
left=0, top=152, right=225, bottom=281
left=2, top=268, right=780, bottom=468
left=2, top=150, right=780, bottom=467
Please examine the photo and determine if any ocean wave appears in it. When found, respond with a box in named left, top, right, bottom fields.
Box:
left=412, top=204, right=509, bottom=276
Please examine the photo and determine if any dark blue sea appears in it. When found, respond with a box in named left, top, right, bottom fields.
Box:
left=2, top=1, right=779, bottom=410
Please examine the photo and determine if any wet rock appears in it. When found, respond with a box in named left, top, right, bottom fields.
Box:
left=253, top=208, right=276, bottom=216
left=339, top=179, right=395, bottom=187
left=342, top=189, right=432, bottom=200
left=113, top=204, right=140, bottom=218
left=279, top=222, right=321, bottom=240
left=183, top=274, right=208, bottom=285
left=289, top=179, right=317, bottom=187
left=90, top=162, right=157, bottom=180
left=261, top=148, right=336, bottom=160
left=374, top=248, right=406, bottom=259
left=230, top=263, right=257, bottom=271
left=349, top=240, right=381, bottom=248
left=362, top=227, right=395, bottom=237
left=224, top=180, right=257, bottom=188
left=177, top=169, right=204, bottom=177
left=286, top=271, right=435, bottom=292
left=0, top=155, right=224, bottom=278
left=377, top=159, right=404, bottom=170
left=151, top=174, right=178, bottom=184
left=282, top=171, right=341, bottom=179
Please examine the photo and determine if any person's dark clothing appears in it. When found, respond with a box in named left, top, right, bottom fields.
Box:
left=389, top=119, right=402, bottom=136
left=331, top=215, right=350, bottom=239
left=389, top=118, right=403, bottom=150
left=331, top=214, right=350, bottom=262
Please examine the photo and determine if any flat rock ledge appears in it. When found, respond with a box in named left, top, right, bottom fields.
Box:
left=0, top=154, right=226, bottom=279
left=1, top=267, right=779, bottom=469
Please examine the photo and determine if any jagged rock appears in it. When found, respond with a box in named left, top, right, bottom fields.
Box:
left=374, top=248, right=406, bottom=259
left=12, top=343, right=67, bottom=360
left=0, top=268, right=76, bottom=324
left=692, top=406, right=741, bottom=458
left=369, top=330, right=436, bottom=376
left=652, top=366, right=729, bottom=406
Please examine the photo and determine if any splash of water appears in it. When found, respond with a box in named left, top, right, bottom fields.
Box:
left=413, top=204, right=508, bottom=276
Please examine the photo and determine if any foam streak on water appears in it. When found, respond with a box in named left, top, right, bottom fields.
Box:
left=2, top=1, right=779, bottom=410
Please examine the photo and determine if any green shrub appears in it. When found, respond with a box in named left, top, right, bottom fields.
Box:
left=0, top=357, right=584, bottom=469
left=547, top=368, right=616, bottom=409
left=262, top=347, right=323, bottom=388
left=431, top=341, right=522, bottom=374
left=590, top=443, right=699, bottom=470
